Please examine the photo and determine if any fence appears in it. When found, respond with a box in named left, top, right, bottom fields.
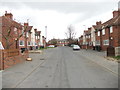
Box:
left=0, top=49, right=28, bottom=70
left=2, top=49, right=19, bottom=57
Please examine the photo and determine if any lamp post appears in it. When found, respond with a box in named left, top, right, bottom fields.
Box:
left=45, top=26, right=47, bottom=42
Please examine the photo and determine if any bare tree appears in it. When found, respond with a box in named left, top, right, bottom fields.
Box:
left=0, top=21, right=28, bottom=49
left=65, top=25, right=76, bottom=44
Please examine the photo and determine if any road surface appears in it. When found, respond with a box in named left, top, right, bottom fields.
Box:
left=3, top=47, right=118, bottom=88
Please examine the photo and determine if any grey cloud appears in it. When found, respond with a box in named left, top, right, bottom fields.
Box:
left=0, top=1, right=118, bottom=24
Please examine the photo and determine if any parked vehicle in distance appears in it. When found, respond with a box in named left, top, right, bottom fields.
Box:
left=70, top=44, right=75, bottom=47
left=48, top=45, right=55, bottom=48
left=73, top=45, right=80, bottom=50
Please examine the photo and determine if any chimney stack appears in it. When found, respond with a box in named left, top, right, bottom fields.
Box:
left=34, top=29, right=37, bottom=32
left=24, top=23, right=29, bottom=26
left=96, top=21, right=102, bottom=25
left=88, top=28, right=91, bottom=31
left=5, top=11, right=13, bottom=20
left=113, top=11, right=119, bottom=18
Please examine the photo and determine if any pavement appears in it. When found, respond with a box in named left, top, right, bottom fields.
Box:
left=78, top=49, right=118, bottom=75
left=2, top=47, right=118, bottom=88
left=2, top=53, right=45, bottom=88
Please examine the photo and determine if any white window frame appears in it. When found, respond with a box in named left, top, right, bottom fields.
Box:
left=110, top=26, right=113, bottom=33
left=98, top=31, right=100, bottom=36
left=96, top=40, right=100, bottom=45
left=14, top=27, right=17, bottom=34
left=102, top=29, right=105, bottom=35
left=19, top=40, right=24, bottom=46
left=26, top=32, right=29, bottom=37
left=103, top=40, right=109, bottom=45
left=27, top=41, right=31, bottom=46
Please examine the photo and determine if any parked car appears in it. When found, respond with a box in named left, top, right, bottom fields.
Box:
left=48, top=45, right=55, bottom=48
left=73, top=45, right=80, bottom=50
left=70, top=44, right=75, bottom=47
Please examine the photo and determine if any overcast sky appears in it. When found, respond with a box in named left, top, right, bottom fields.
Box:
left=0, top=0, right=119, bottom=41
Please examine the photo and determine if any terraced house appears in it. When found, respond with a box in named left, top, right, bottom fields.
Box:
left=79, top=10, right=120, bottom=56
left=0, top=11, right=42, bottom=70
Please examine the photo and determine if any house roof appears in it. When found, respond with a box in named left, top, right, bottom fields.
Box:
left=95, top=14, right=120, bottom=31
left=35, top=31, right=41, bottom=36
left=1, top=16, right=22, bottom=29
left=25, top=26, right=33, bottom=32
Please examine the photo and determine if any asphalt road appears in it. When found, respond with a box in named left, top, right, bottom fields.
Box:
left=4, top=47, right=118, bottom=88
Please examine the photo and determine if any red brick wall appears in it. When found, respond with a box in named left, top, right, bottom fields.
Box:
left=2, top=50, right=28, bottom=69
left=2, top=16, right=21, bottom=49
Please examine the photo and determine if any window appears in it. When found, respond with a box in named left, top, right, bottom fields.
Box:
left=22, top=27, right=24, bottom=33
left=89, top=42, right=92, bottom=46
left=26, top=32, right=29, bottom=37
left=14, top=27, right=17, bottom=34
left=19, top=40, right=24, bottom=46
left=102, top=29, right=105, bottom=35
left=103, top=40, right=109, bottom=45
left=110, top=27, right=113, bottom=33
left=98, top=31, right=100, bottom=36
left=28, top=41, right=31, bottom=46
left=96, top=40, right=100, bottom=45
left=35, top=42, right=37, bottom=46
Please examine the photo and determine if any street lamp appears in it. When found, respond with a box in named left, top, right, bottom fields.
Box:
left=45, top=26, right=47, bottom=42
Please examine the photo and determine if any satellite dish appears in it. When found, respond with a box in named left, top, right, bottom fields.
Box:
left=0, top=42, right=4, bottom=50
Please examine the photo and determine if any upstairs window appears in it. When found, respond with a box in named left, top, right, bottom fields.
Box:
left=110, top=27, right=113, bottom=33
left=102, top=29, right=105, bottom=35
left=98, top=31, right=100, bottom=36
left=19, top=40, right=24, bottom=46
left=14, top=27, right=17, bottom=34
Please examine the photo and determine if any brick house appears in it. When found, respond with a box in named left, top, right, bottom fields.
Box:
left=86, top=28, right=92, bottom=49
left=0, top=12, right=28, bottom=69
left=19, top=23, right=33, bottom=51
left=42, top=36, right=46, bottom=48
left=79, top=35, right=83, bottom=48
left=101, top=11, right=120, bottom=55
left=82, top=30, right=87, bottom=49
left=94, top=11, right=120, bottom=55
left=94, top=21, right=103, bottom=51
left=34, top=29, right=41, bottom=49
left=31, top=27, right=36, bottom=50
left=0, top=11, right=22, bottom=49
left=91, top=25, right=97, bottom=49
left=78, top=9, right=120, bottom=56
left=56, top=39, right=69, bottom=46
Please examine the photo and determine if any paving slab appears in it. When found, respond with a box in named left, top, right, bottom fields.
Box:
left=2, top=53, right=45, bottom=88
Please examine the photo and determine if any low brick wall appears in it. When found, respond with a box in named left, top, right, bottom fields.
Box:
left=0, top=49, right=28, bottom=70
